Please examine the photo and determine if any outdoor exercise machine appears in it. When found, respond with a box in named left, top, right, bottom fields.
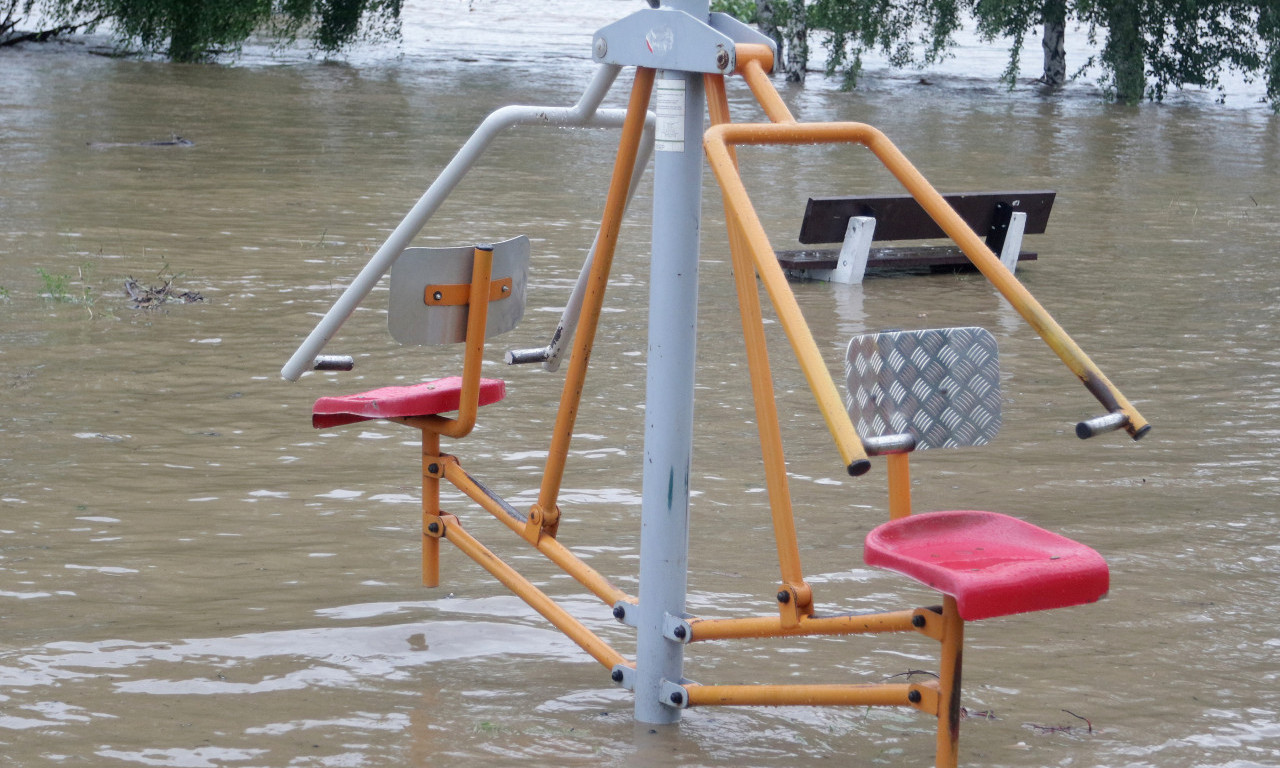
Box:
left=283, top=3, right=1148, bottom=766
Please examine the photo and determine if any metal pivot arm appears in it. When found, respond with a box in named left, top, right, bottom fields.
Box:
left=281, top=63, right=652, bottom=381
left=702, top=117, right=1150, bottom=442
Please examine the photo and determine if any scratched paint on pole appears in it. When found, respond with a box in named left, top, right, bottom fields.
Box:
left=654, top=79, right=686, bottom=152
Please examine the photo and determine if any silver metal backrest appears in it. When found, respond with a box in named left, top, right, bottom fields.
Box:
left=844, top=327, right=1002, bottom=451
left=388, top=235, right=530, bottom=346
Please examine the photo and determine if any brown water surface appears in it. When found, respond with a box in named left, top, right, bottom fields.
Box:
left=2, top=22, right=1279, bottom=768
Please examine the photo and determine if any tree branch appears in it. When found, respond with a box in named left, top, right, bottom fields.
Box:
left=0, top=13, right=109, bottom=47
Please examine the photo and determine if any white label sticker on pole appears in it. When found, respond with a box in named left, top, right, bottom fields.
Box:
left=654, top=79, right=686, bottom=153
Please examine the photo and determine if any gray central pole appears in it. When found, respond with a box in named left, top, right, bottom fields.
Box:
left=633, top=63, right=705, bottom=724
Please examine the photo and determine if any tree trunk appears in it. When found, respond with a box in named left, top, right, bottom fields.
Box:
left=755, top=0, right=782, bottom=54
left=782, top=0, right=807, bottom=83
left=167, top=3, right=206, bottom=62
left=1103, top=0, right=1145, bottom=103
left=1040, top=0, right=1067, bottom=88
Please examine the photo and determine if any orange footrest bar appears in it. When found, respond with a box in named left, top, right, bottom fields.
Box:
left=682, top=682, right=924, bottom=709
left=864, top=510, right=1109, bottom=621
left=312, top=376, right=506, bottom=429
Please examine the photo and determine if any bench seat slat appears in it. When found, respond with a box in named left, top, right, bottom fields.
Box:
left=798, top=191, right=1056, bottom=246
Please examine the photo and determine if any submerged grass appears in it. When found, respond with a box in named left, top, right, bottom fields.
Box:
left=36, top=264, right=95, bottom=308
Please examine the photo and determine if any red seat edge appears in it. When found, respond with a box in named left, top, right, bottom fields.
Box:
left=864, top=510, right=1110, bottom=621
left=312, top=376, right=506, bottom=429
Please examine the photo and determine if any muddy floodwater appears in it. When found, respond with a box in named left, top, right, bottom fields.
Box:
left=2, top=3, right=1280, bottom=767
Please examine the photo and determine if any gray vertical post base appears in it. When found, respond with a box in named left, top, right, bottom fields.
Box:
left=633, top=64, right=705, bottom=724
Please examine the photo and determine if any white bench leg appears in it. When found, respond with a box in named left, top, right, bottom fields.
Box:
left=998, top=211, right=1027, bottom=273
left=829, top=216, right=876, bottom=284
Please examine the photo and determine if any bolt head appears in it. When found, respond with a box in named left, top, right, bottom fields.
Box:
left=612, top=605, right=626, bottom=620
left=427, top=522, right=440, bottom=534
left=433, top=291, right=443, bottom=301
left=427, top=463, right=440, bottom=474
left=673, top=625, right=687, bottom=640
left=611, top=669, right=624, bottom=682
left=669, top=691, right=684, bottom=705
left=716, top=48, right=731, bottom=71
left=776, top=590, right=790, bottom=604
left=912, top=614, right=926, bottom=628
left=593, top=36, right=607, bottom=59
left=908, top=690, right=922, bottom=704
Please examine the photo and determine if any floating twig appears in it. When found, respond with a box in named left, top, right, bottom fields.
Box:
left=1062, top=709, right=1093, bottom=734
left=883, top=669, right=938, bottom=681
left=1026, top=709, right=1094, bottom=735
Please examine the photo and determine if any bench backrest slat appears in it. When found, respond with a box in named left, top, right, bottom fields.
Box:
left=799, top=191, right=1056, bottom=245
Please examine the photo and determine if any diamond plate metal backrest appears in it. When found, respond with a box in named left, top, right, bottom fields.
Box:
left=844, top=327, right=1002, bottom=451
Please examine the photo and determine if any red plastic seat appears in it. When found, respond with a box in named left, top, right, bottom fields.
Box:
left=864, top=510, right=1109, bottom=621
left=312, top=376, right=506, bottom=429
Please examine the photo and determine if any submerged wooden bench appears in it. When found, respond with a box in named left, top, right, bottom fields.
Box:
left=776, top=190, right=1055, bottom=284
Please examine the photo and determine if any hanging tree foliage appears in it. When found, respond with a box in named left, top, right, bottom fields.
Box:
left=1, top=0, right=401, bottom=61
left=795, top=0, right=1280, bottom=107
left=809, top=0, right=964, bottom=87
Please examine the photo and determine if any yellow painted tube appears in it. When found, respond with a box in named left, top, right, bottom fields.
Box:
left=733, top=44, right=794, bottom=124
left=538, top=68, right=657, bottom=515
left=705, top=76, right=809, bottom=588
left=936, top=595, right=964, bottom=768
left=703, top=120, right=1149, bottom=440
left=685, top=682, right=915, bottom=708
left=421, top=430, right=441, bottom=587
left=686, top=609, right=918, bottom=642
left=704, top=74, right=736, bottom=160
left=443, top=462, right=634, bottom=608
left=887, top=452, right=912, bottom=520
left=410, top=247, right=495, bottom=440
left=454, top=245, right=494, bottom=436
left=702, top=131, right=871, bottom=475
left=439, top=514, right=626, bottom=670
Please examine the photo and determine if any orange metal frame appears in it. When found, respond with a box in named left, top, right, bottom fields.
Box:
left=364, top=47, right=1147, bottom=768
